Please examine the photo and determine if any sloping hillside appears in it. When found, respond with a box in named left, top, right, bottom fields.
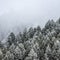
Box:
left=0, top=19, right=60, bottom=60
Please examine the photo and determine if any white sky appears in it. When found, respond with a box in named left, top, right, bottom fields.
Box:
left=0, top=0, right=60, bottom=30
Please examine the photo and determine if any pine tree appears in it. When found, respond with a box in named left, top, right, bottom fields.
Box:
left=7, top=32, right=15, bottom=46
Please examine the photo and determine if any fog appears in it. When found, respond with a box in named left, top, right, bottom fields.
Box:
left=0, top=0, right=60, bottom=40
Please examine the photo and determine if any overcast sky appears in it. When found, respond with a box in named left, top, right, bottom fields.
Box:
left=0, top=0, right=60, bottom=32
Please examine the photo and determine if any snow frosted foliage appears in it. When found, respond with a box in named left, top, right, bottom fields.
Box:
left=0, top=49, right=3, bottom=60
left=3, top=51, right=14, bottom=60
left=1, top=19, right=60, bottom=60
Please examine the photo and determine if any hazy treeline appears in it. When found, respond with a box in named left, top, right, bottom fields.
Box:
left=0, top=18, right=60, bottom=60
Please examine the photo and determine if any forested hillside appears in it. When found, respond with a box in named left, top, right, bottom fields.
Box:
left=0, top=19, right=60, bottom=60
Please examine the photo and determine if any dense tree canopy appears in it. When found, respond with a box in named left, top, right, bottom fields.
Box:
left=0, top=19, right=60, bottom=60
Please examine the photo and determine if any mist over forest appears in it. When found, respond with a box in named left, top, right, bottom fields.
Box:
left=0, top=0, right=60, bottom=40
left=0, top=0, right=60, bottom=60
